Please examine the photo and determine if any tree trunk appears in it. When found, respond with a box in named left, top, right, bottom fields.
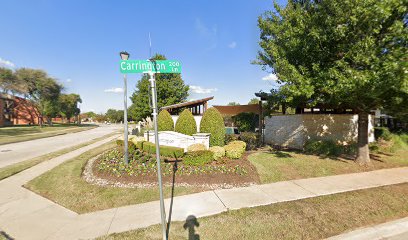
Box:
left=355, top=112, right=371, bottom=165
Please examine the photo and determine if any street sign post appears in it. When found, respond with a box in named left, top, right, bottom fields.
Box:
left=119, top=58, right=181, bottom=240
left=120, top=60, right=181, bottom=74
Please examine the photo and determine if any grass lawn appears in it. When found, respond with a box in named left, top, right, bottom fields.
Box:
left=0, top=132, right=118, bottom=181
left=25, top=141, right=205, bottom=214
left=98, top=183, right=408, bottom=240
left=249, top=148, right=408, bottom=184
left=0, top=123, right=97, bottom=145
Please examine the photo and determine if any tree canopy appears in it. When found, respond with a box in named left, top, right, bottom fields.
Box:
left=256, top=0, right=407, bottom=164
left=129, top=54, right=189, bottom=121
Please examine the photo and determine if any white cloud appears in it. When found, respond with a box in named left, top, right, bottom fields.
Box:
left=262, top=73, right=278, bottom=81
left=0, top=57, right=15, bottom=68
left=228, top=41, right=237, bottom=49
left=190, top=85, right=218, bottom=94
left=104, top=87, right=124, bottom=93
left=66, top=78, right=72, bottom=83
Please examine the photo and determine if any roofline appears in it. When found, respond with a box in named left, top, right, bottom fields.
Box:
left=161, top=96, right=214, bottom=110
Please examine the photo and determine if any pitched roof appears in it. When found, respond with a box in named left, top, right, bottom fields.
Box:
left=161, top=96, right=214, bottom=111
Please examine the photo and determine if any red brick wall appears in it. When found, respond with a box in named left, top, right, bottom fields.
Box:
left=0, top=99, right=4, bottom=127
left=12, top=97, right=40, bottom=125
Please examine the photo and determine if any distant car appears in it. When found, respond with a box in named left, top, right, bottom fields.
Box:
left=225, top=127, right=240, bottom=135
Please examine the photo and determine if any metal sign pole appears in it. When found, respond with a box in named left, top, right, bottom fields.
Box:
left=149, top=71, right=167, bottom=240
left=123, top=73, right=129, bottom=164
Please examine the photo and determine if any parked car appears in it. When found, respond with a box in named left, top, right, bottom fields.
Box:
left=225, top=127, right=240, bottom=135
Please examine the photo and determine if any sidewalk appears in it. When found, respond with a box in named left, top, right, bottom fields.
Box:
left=0, top=139, right=407, bottom=239
left=327, top=216, right=408, bottom=240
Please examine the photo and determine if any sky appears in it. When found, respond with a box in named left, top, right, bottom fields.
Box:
left=0, top=0, right=285, bottom=114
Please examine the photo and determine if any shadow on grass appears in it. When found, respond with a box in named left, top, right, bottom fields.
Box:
left=0, top=231, right=14, bottom=240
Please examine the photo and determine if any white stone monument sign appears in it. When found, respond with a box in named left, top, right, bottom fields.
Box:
left=144, top=131, right=210, bottom=151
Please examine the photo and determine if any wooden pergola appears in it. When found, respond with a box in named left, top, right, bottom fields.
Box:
left=160, top=96, right=214, bottom=115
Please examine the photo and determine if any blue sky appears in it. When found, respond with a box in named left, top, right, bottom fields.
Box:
left=0, top=0, right=285, bottom=113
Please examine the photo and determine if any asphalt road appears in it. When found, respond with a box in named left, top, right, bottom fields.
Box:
left=0, top=124, right=121, bottom=169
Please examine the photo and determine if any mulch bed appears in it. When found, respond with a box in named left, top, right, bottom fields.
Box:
left=91, top=151, right=261, bottom=189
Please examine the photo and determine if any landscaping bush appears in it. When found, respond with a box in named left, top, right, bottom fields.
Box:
left=116, top=139, right=124, bottom=146
left=142, top=142, right=184, bottom=159
left=304, top=140, right=355, bottom=157
left=187, top=143, right=206, bottom=152
left=175, top=109, right=197, bottom=136
left=200, top=107, right=225, bottom=146
left=239, top=132, right=259, bottom=150
left=224, top=143, right=245, bottom=159
left=209, top=146, right=225, bottom=160
left=183, top=150, right=214, bottom=166
left=158, top=110, right=174, bottom=131
left=229, top=140, right=247, bottom=152
left=232, top=112, right=259, bottom=132
left=374, top=127, right=392, bottom=141
left=225, top=134, right=239, bottom=144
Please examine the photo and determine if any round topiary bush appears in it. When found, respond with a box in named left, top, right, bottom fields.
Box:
left=158, top=110, right=174, bottom=131
left=229, top=140, right=247, bottom=151
left=187, top=143, right=206, bottom=152
left=224, top=143, right=245, bottom=159
left=183, top=150, right=214, bottom=166
left=209, top=146, right=225, bottom=160
left=200, top=107, right=225, bottom=147
left=175, top=109, right=197, bottom=136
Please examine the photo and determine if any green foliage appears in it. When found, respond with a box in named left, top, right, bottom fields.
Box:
left=256, top=0, right=408, bottom=161
left=227, top=102, right=240, bottom=106
left=115, top=139, right=124, bottom=146
left=239, top=132, right=259, bottom=150
left=304, top=140, right=356, bottom=157
left=105, top=109, right=124, bottom=123
left=225, top=134, right=239, bottom=144
left=187, top=143, right=206, bottom=152
left=209, top=146, right=226, bottom=160
left=129, top=54, right=189, bottom=121
left=175, top=109, right=197, bottom=136
left=59, top=94, right=82, bottom=122
left=224, top=143, right=245, bottom=159
left=229, top=141, right=247, bottom=151
left=157, top=110, right=174, bottom=131
left=200, top=107, right=225, bottom=146
left=232, top=112, right=259, bottom=132
left=374, top=127, right=392, bottom=141
left=142, top=142, right=184, bottom=159
left=248, top=98, right=259, bottom=105
left=183, top=150, right=214, bottom=166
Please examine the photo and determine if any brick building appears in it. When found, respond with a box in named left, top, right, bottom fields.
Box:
left=0, top=93, right=41, bottom=127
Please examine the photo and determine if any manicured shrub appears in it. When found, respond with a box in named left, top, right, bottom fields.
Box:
left=175, top=109, right=197, bottom=136
left=224, top=143, right=245, bottom=159
left=187, top=143, right=206, bottom=152
left=116, top=139, right=124, bottom=146
left=183, top=150, right=214, bottom=166
left=209, top=146, right=225, bottom=160
left=239, top=132, right=259, bottom=150
left=142, top=142, right=184, bottom=158
left=200, top=107, right=225, bottom=146
left=232, top=112, right=259, bottom=132
left=158, top=110, right=174, bottom=131
left=374, top=127, right=392, bottom=141
left=229, top=140, right=247, bottom=152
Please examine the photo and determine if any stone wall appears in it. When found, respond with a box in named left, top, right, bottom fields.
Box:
left=264, top=114, right=375, bottom=149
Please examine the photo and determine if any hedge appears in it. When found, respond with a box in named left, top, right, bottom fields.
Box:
left=224, top=141, right=246, bottom=159
left=175, top=109, right=197, bottom=136
left=232, top=112, right=259, bottom=132
left=209, top=146, right=225, bottom=160
left=187, top=143, right=206, bottom=152
left=200, top=107, right=225, bottom=146
left=142, top=141, right=184, bottom=159
left=183, top=150, right=214, bottom=166
left=158, top=110, right=174, bottom=131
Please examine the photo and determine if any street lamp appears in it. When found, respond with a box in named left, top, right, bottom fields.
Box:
left=120, top=51, right=130, bottom=164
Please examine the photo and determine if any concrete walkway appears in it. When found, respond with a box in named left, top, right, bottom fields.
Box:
left=328, top=216, right=408, bottom=240
left=0, top=140, right=407, bottom=239
left=0, top=124, right=120, bottom=168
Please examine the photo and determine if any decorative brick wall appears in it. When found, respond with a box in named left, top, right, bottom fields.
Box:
left=264, top=114, right=375, bottom=149
left=0, top=99, right=4, bottom=127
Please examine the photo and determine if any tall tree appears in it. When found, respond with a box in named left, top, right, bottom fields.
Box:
left=248, top=98, right=259, bottom=105
left=15, top=68, right=63, bottom=126
left=129, top=54, right=189, bottom=121
left=59, top=93, right=82, bottom=123
left=256, top=0, right=407, bottom=165
left=227, top=102, right=240, bottom=106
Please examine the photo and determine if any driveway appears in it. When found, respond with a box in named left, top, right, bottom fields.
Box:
left=0, top=124, right=121, bottom=168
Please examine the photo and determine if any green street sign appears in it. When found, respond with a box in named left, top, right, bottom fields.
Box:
left=120, top=60, right=181, bottom=74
